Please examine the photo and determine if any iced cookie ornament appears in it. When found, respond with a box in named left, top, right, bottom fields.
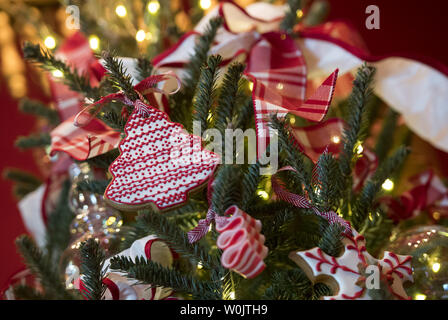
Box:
left=289, top=231, right=413, bottom=300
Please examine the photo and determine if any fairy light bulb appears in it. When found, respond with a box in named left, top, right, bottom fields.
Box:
left=248, top=82, right=254, bottom=91
left=147, top=1, right=160, bottom=14
left=199, top=0, right=212, bottom=10
left=89, top=35, right=99, bottom=50
left=382, top=179, right=394, bottom=191
left=229, top=291, right=236, bottom=300
left=44, top=36, right=56, bottom=49
left=290, top=116, right=296, bottom=125
left=136, top=30, right=146, bottom=42
left=414, top=293, right=426, bottom=300
left=356, top=144, right=364, bottom=154
left=197, top=262, right=203, bottom=270
left=296, top=9, right=304, bottom=18
left=115, top=5, right=127, bottom=17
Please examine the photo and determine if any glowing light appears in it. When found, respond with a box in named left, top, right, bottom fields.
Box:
left=106, top=216, right=116, bottom=226
left=147, top=1, right=160, bottom=14
left=433, top=211, right=441, bottom=220
left=44, top=36, right=56, bottom=49
left=331, top=136, right=340, bottom=144
left=115, top=5, right=127, bottom=17
left=197, top=262, right=203, bottom=270
left=414, top=294, right=426, bottom=300
left=136, top=29, right=146, bottom=42
left=356, top=144, right=364, bottom=154
left=257, top=190, right=269, bottom=200
left=229, top=291, right=236, bottom=299
left=382, top=179, right=394, bottom=191
left=276, top=83, right=284, bottom=90
left=89, top=35, right=99, bottom=50
left=432, top=262, right=441, bottom=273
left=296, top=9, right=304, bottom=18
left=52, top=70, right=63, bottom=78
left=199, top=0, right=212, bottom=10
left=248, top=82, right=254, bottom=91
left=290, top=117, right=296, bottom=125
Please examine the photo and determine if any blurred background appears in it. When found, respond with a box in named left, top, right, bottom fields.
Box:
left=1, top=0, right=448, bottom=290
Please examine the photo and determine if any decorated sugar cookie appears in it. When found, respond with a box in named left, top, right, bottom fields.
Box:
left=104, top=104, right=220, bottom=211
left=289, top=232, right=413, bottom=300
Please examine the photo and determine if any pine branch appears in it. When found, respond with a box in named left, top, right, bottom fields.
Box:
left=19, top=98, right=60, bottom=126
left=82, top=148, right=119, bottom=169
left=193, top=55, right=222, bottom=134
left=79, top=239, right=107, bottom=300
left=263, top=269, right=312, bottom=300
left=352, top=145, right=409, bottom=229
left=318, top=223, right=344, bottom=257
left=110, top=256, right=221, bottom=300
left=214, top=62, right=245, bottom=135
left=374, top=108, right=399, bottom=163
left=314, top=152, right=343, bottom=212
left=234, top=98, right=254, bottom=130
left=15, top=133, right=51, bottom=149
left=118, top=220, right=151, bottom=251
left=98, top=110, right=127, bottom=132
left=12, top=284, right=48, bottom=300
left=102, top=51, right=139, bottom=101
left=135, top=57, right=153, bottom=82
left=45, top=180, right=74, bottom=262
left=241, top=162, right=262, bottom=211
left=22, top=42, right=99, bottom=99
left=339, top=64, right=376, bottom=178
left=137, top=209, right=220, bottom=269
left=15, top=235, right=76, bottom=300
left=280, top=0, right=302, bottom=34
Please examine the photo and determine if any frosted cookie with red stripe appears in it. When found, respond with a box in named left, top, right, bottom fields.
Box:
left=216, top=206, right=268, bottom=278
left=104, top=105, right=220, bottom=211
left=289, top=231, right=413, bottom=300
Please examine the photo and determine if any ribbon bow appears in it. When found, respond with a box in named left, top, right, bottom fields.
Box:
left=272, top=166, right=352, bottom=235
left=73, top=72, right=181, bottom=127
left=187, top=208, right=229, bottom=243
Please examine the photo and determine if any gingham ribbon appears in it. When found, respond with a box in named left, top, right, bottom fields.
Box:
left=187, top=208, right=229, bottom=243
left=272, top=166, right=352, bottom=235
left=74, top=72, right=181, bottom=127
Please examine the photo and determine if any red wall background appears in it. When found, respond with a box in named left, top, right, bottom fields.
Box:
left=1, top=0, right=448, bottom=290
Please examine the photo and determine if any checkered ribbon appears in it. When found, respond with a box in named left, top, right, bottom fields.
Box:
left=272, top=166, right=352, bottom=235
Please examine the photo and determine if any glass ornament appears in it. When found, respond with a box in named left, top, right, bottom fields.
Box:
left=384, top=225, right=448, bottom=300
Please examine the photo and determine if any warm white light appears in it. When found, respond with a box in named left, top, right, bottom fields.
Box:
left=432, top=262, right=441, bottom=273
left=136, top=29, right=146, bottom=42
left=52, top=70, right=63, bottom=78
left=296, top=9, right=304, bottom=18
left=290, top=117, right=296, bottom=125
left=276, top=83, right=284, bottom=90
left=257, top=190, right=269, bottom=200
left=147, top=1, right=160, bottom=14
left=382, top=179, right=394, bottom=191
left=89, top=35, right=99, bottom=50
left=248, top=82, right=254, bottom=91
left=44, top=36, right=56, bottom=49
left=331, top=136, right=340, bottom=144
left=199, top=0, right=212, bottom=10
left=356, top=144, right=364, bottom=154
left=115, top=5, right=127, bottom=17
left=414, top=294, right=426, bottom=300
left=229, top=291, right=235, bottom=299
left=197, top=262, right=203, bottom=270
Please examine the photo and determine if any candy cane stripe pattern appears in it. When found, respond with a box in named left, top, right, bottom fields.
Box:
left=216, top=206, right=268, bottom=279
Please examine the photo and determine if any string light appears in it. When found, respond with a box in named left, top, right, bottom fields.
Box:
left=89, top=35, right=100, bottom=50
left=199, top=0, right=212, bottom=10
left=197, top=262, right=203, bottom=270
left=136, top=29, right=146, bottom=42
left=296, top=9, right=304, bottom=18
left=290, top=116, right=296, bottom=125
left=331, top=136, right=340, bottom=144
left=382, top=178, right=394, bottom=191
left=432, top=262, right=441, bottom=273
left=115, top=5, right=127, bottom=17
left=257, top=190, right=269, bottom=200
left=229, top=291, right=236, bottom=300
left=44, top=36, right=56, bottom=49
left=248, top=82, right=254, bottom=91
left=147, top=1, right=160, bottom=14
left=52, top=70, right=63, bottom=78
left=276, top=83, right=284, bottom=90
left=414, top=293, right=426, bottom=300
